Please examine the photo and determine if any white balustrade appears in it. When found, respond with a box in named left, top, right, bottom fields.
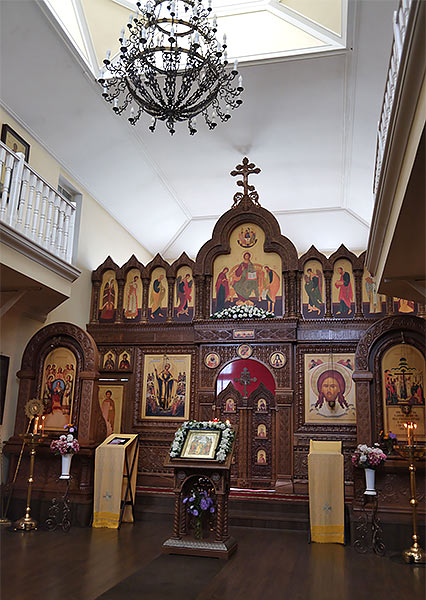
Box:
left=0, top=140, right=76, bottom=264
left=374, top=0, right=414, bottom=195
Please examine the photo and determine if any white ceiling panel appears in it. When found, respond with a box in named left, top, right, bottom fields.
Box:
left=0, top=0, right=398, bottom=261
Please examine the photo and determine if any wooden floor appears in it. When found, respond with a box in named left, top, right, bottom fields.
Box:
left=1, top=519, right=424, bottom=600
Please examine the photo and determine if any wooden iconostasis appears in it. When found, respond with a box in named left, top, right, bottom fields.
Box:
left=87, top=198, right=425, bottom=504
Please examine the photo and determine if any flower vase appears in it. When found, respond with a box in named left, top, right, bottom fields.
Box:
left=193, top=518, right=203, bottom=539
left=364, top=467, right=376, bottom=495
left=60, top=453, right=73, bottom=480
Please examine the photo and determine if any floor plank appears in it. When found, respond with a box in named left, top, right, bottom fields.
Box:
left=1, top=521, right=424, bottom=600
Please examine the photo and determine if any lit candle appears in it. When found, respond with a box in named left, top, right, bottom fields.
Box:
left=404, top=422, right=415, bottom=446
left=33, top=416, right=39, bottom=434
left=42, top=416, right=46, bottom=435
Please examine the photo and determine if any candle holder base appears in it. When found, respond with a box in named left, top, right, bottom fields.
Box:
left=403, top=543, right=425, bottom=564
left=13, top=514, right=38, bottom=531
left=0, top=517, right=12, bottom=527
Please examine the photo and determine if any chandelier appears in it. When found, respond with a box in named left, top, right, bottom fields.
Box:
left=98, top=0, right=244, bottom=135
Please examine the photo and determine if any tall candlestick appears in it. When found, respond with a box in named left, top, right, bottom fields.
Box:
left=33, top=417, right=39, bottom=434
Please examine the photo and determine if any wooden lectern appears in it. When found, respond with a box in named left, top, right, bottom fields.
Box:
left=163, top=431, right=237, bottom=559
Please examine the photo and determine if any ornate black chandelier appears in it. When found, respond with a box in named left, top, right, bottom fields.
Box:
left=98, top=0, right=244, bottom=135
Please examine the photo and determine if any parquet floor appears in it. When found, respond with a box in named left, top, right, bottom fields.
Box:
left=1, top=520, right=424, bottom=600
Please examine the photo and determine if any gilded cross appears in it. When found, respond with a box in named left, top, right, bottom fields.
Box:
left=234, top=367, right=257, bottom=399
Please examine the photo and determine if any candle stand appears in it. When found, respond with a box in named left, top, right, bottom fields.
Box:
left=12, top=432, right=45, bottom=532
left=394, top=442, right=426, bottom=564
left=45, top=478, right=72, bottom=533
left=353, top=493, right=386, bottom=556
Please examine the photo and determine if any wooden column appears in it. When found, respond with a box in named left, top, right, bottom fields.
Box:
left=141, top=276, right=150, bottom=322
left=288, top=270, right=297, bottom=318
left=115, top=275, right=125, bottom=323
left=324, top=269, right=333, bottom=317
left=91, top=281, right=100, bottom=323
left=167, top=277, right=175, bottom=322
left=354, top=268, right=363, bottom=317
left=353, top=370, right=374, bottom=444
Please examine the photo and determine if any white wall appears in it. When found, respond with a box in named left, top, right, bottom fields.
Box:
left=0, top=108, right=152, bottom=445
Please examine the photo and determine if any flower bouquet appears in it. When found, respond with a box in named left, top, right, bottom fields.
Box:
left=183, top=479, right=215, bottom=539
left=50, top=424, right=80, bottom=480
left=351, top=444, right=387, bottom=469
left=210, top=305, right=275, bottom=320
left=50, top=424, right=80, bottom=456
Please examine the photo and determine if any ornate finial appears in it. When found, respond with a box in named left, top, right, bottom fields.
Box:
left=230, top=157, right=261, bottom=208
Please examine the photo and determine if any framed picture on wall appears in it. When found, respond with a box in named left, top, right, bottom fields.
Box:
left=142, top=354, right=191, bottom=420
left=1, top=124, right=30, bottom=161
left=98, top=384, right=124, bottom=436
left=304, top=353, right=356, bottom=424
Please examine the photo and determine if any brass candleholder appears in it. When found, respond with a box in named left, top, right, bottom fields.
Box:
left=13, top=432, right=45, bottom=532
left=394, top=442, right=426, bottom=564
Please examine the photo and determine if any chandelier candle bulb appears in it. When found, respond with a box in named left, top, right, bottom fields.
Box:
left=238, top=75, right=243, bottom=88
left=120, top=27, right=125, bottom=40
left=105, top=49, right=111, bottom=61
left=233, top=59, right=238, bottom=72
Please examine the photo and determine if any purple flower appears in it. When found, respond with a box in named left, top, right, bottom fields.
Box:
left=183, top=497, right=188, bottom=504
left=210, top=507, right=215, bottom=513
left=389, top=432, right=397, bottom=439
left=192, top=509, right=199, bottom=516
left=200, top=498, right=208, bottom=511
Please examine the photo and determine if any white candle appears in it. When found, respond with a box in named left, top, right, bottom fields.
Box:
left=238, top=75, right=243, bottom=87
left=105, top=49, right=111, bottom=60
left=233, top=59, right=238, bottom=71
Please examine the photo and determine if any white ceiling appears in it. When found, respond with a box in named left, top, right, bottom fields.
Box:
left=0, top=0, right=397, bottom=261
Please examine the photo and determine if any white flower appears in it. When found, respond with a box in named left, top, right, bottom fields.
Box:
left=359, top=444, right=368, bottom=452
left=360, top=455, right=367, bottom=463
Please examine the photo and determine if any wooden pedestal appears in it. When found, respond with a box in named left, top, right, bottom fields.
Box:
left=162, top=452, right=237, bottom=559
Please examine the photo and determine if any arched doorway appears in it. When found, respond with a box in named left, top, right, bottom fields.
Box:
left=215, top=359, right=276, bottom=489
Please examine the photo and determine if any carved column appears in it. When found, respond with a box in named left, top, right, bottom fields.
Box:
left=353, top=268, right=363, bottom=317
left=386, top=296, right=395, bottom=315
left=283, top=272, right=290, bottom=316
left=417, top=303, right=426, bottom=319
left=193, top=274, right=203, bottom=320
left=204, top=274, right=212, bottom=318
left=288, top=270, right=297, bottom=318
left=324, top=269, right=333, bottom=317
left=173, top=491, right=182, bottom=539
left=294, top=271, right=302, bottom=318
left=115, top=275, right=125, bottom=323
left=91, top=281, right=100, bottom=323
left=353, top=370, right=374, bottom=444
left=167, top=277, right=175, bottom=322
left=141, top=276, right=150, bottom=322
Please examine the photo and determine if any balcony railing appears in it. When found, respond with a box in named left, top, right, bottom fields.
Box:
left=373, top=0, right=413, bottom=195
left=0, top=140, right=76, bottom=264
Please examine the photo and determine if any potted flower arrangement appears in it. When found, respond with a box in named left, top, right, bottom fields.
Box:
left=183, top=478, right=215, bottom=539
left=50, top=424, right=80, bottom=480
left=351, top=443, right=387, bottom=495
